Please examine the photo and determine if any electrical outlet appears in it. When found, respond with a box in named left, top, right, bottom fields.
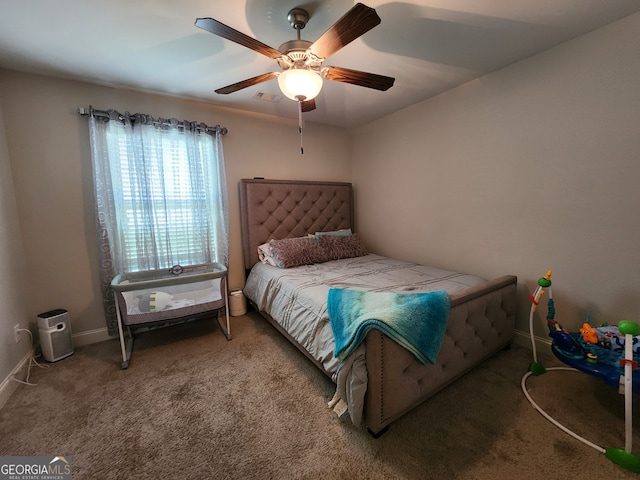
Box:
left=13, top=324, right=20, bottom=343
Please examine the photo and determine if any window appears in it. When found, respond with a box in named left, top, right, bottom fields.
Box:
left=114, top=126, right=225, bottom=270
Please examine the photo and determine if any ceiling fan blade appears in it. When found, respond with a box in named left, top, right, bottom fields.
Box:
left=309, top=3, right=381, bottom=59
left=195, top=18, right=282, bottom=59
left=300, top=99, right=316, bottom=112
left=323, top=66, right=395, bottom=91
left=215, top=72, right=278, bottom=94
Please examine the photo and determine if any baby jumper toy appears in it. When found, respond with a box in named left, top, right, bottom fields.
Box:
left=521, top=270, right=640, bottom=473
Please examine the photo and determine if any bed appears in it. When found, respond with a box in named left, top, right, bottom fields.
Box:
left=239, top=178, right=517, bottom=435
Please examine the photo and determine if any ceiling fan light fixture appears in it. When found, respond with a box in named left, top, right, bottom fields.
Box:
left=277, top=68, right=323, bottom=102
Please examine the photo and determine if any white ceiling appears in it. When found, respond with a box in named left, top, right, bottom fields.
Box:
left=1, top=1, right=639, bottom=128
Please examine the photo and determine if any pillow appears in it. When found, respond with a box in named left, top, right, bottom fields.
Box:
left=315, top=228, right=352, bottom=240
left=317, top=234, right=368, bottom=261
left=257, top=242, right=278, bottom=266
left=268, top=236, right=326, bottom=268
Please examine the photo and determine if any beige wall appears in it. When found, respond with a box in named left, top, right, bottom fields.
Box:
left=351, top=13, right=640, bottom=339
left=0, top=101, right=32, bottom=400
left=0, top=71, right=351, bottom=344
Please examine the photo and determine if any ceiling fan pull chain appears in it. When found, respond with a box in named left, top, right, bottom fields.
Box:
left=297, top=98, right=304, bottom=155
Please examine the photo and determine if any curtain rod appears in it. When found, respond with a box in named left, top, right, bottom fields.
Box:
left=77, top=106, right=228, bottom=136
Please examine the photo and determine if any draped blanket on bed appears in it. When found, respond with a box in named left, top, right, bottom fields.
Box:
left=328, top=288, right=451, bottom=365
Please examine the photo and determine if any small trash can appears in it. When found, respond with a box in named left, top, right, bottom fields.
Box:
left=229, top=290, right=247, bottom=316
left=37, top=309, right=74, bottom=362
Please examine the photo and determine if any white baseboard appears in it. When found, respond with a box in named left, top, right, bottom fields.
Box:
left=0, top=350, right=33, bottom=410
left=72, top=327, right=113, bottom=347
left=513, top=328, right=552, bottom=355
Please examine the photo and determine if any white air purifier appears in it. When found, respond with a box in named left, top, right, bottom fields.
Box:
left=37, top=309, right=74, bottom=362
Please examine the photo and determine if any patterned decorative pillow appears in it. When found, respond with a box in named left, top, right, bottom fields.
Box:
left=268, top=236, right=326, bottom=268
left=318, top=234, right=368, bottom=261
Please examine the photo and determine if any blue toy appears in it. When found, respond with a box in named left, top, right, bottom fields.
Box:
left=522, top=270, right=640, bottom=473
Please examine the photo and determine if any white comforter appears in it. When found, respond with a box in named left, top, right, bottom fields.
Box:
left=243, top=254, right=486, bottom=425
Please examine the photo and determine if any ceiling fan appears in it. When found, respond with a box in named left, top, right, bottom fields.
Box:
left=194, top=3, right=395, bottom=113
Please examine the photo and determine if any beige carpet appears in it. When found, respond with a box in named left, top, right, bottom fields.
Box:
left=1, top=312, right=639, bottom=479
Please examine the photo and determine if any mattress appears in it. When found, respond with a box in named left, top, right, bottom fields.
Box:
left=243, top=253, right=487, bottom=422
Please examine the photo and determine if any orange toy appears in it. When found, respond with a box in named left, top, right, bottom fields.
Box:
left=580, top=323, right=599, bottom=344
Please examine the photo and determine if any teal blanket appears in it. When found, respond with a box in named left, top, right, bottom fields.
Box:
left=328, top=288, right=451, bottom=365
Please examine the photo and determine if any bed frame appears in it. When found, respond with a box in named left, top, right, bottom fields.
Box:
left=239, top=178, right=517, bottom=435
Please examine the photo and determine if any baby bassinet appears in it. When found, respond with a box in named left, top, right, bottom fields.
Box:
left=111, top=262, right=229, bottom=368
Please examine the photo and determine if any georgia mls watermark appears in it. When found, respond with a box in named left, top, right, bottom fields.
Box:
left=0, top=456, right=71, bottom=480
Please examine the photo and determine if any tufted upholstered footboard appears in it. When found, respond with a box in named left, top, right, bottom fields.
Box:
left=364, top=275, right=517, bottom=434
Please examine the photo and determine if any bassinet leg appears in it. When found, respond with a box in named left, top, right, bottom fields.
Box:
left=122, top=329, right=134, bottom=369
left=116, top=304, right=130, bottom=369
left=217, top=312, right=232, bottom=340
left=217, top=279, right=232, bottom=340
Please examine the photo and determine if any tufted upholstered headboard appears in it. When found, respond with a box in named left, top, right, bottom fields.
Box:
left=239, top=178, right=354, bottom=271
